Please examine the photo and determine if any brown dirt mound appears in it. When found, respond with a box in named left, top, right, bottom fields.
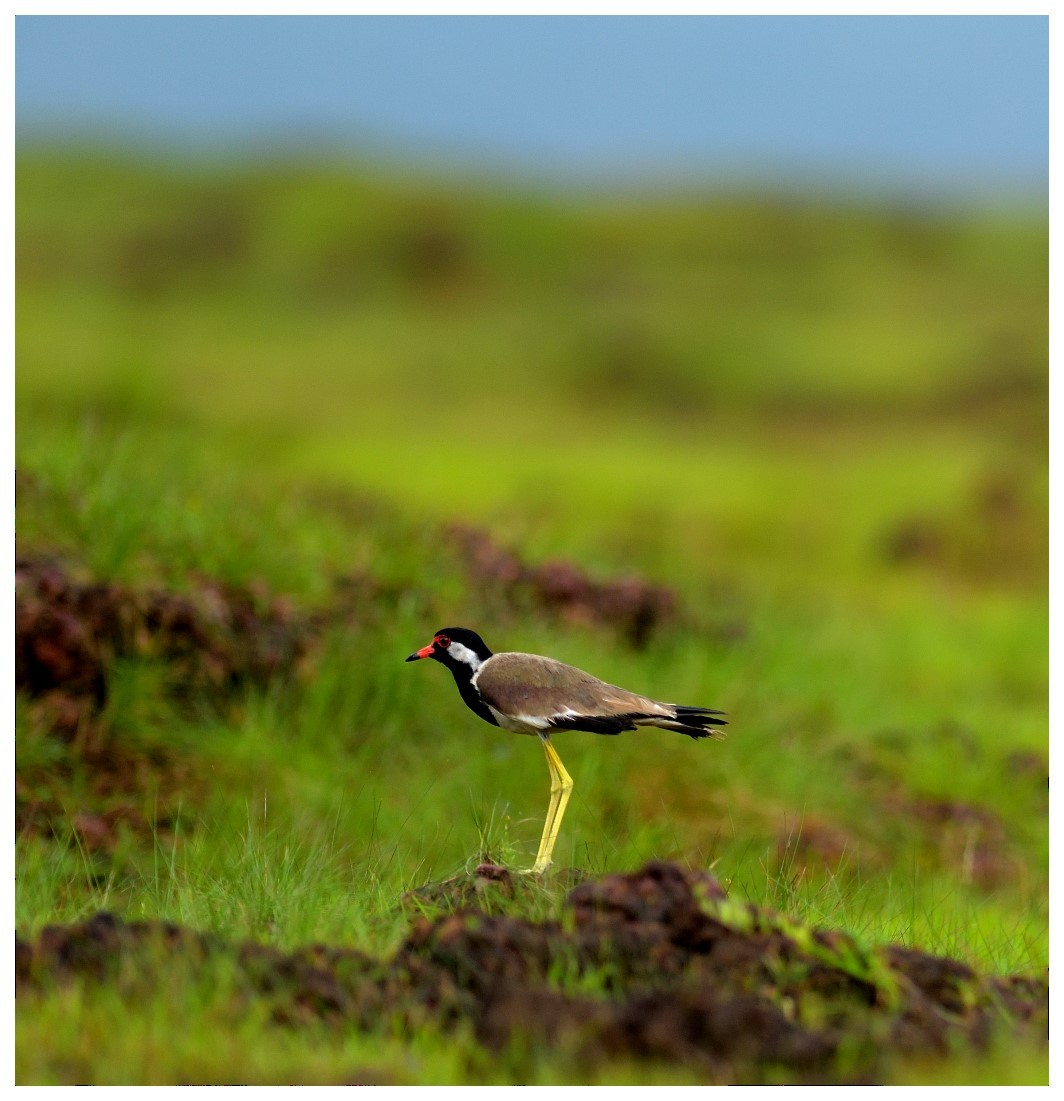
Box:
left=879, top=468, right=1046, bottom=588
left=16, top=554, right=314, bottom=705
left=443, top=523, right=680, bottom=648
left=402, top=861, right=591, bottom=912
left=16, top=862, right=1047, bottom=1084
left=15, top=554, right=319, bottom=846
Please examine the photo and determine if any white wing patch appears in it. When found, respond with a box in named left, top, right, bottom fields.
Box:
left=488, top=705, right=600, bottom=736
left=487, top=706, right=551, bottom=735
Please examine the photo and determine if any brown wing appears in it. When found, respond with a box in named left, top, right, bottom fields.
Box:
left=475, top=652, right=672, bottom=726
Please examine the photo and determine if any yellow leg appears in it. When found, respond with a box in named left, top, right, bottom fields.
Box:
left=527, top=736, right=573, bottom=875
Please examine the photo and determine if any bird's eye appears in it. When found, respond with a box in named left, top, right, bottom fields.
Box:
left=436, top=635, right=451, bottom=649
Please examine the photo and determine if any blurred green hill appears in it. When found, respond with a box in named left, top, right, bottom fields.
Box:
left=17, top=150, right=1046, bottom=594
left=18, top=149, right=1045, bottom=421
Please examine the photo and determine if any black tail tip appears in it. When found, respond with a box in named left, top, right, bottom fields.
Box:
left=675, top=705, right=728, bottom=728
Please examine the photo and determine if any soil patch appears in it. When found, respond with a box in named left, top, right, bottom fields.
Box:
left=16, top=861, right=1047, bottom=1084
left=16, top=554, right=315, bottom=706
left=881, top=791, right=1021, bottom=892
left=879, top=468, right=1046, bottom=588
left=15, top=553, right=320, bottom=847
left=443, top=523, right=681, bottom=648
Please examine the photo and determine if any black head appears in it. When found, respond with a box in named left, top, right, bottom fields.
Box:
left=405, top=627, right=493, bottom=669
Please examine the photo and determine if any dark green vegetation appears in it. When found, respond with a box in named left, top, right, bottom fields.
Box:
left=16, top=149, right=1047, bottom=1084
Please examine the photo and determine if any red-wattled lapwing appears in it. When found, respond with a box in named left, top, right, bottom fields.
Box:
left=406, top=627, right=726, bottom=874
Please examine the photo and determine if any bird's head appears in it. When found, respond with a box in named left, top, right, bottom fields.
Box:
left=405, top=627, right=493, bottom=672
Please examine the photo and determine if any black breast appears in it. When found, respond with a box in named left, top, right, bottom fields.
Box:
left=447, top=664, right=499, bottom=727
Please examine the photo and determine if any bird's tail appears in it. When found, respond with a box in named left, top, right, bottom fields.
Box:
left=636, top=705, right=728, bottom=741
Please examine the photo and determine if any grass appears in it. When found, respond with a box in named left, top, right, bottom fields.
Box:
left=15, top=148, right=1047, bottom=1084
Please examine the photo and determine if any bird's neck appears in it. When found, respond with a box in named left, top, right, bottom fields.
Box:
left=445, top=660, right=499, bottom=727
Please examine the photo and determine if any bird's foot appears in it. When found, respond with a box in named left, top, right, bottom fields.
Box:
left=517, top=861, right=552, bottom=877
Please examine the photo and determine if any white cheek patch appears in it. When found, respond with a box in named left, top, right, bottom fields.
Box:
left=446, top=641, right=483, bottom=672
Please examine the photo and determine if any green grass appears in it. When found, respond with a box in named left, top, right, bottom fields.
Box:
left=15, top=148, right=1047, bottom=1084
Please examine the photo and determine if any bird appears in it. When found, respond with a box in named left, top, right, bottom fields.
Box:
left=405, top=627, right=726, bottom=875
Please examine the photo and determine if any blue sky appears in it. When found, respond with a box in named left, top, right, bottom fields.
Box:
left=15, top=15, right=1048, bottom=199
